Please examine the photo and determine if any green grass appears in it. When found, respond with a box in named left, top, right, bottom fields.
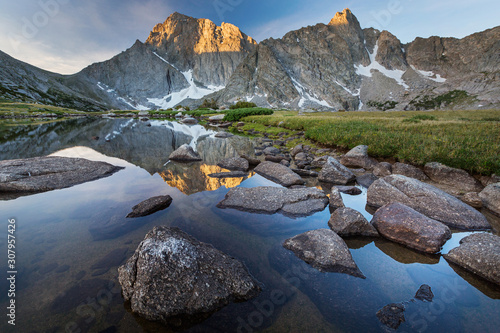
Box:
left=223, top=108, right=274, bottom=122
left=244, top=109, right=500, bottom=175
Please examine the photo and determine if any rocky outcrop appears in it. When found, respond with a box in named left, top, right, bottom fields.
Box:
left=367, top=175, right=490, bottom=230
left=479, top=183, right=500, bottom=216
left=169, top=144, right=202, bottom=162
left=0, top=156, right=123, bottom=197
left=217, top=157, right=249, bottom=171
left=283, top=229, right=365, bottom=277
left=217, top=186, right=328, bottom=217
left=340, top=145, right=378, bottom=169
left=118, top=227, right=260, bottom=323
left=424, top=162, right=483, bottom=192
left=254, top=161, right=305, bottom=187
left=444, top=233, right=500, bottom=286
left=371, top=202, right=451, bottom=253
left=126, top=195, right=173, bottom=218
left=328, top=207, right=379, bottom=237
left=318, top=157, right=356, bottom=185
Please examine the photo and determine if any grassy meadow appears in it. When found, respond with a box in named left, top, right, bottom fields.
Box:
left=244, top=109, right=500, bottom=175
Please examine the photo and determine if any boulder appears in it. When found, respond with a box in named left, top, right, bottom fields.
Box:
left=294, top=152, right=310, bottom=163
left=376, top=303, right=405, bottom=330
left=169, top=144, right=202, bottom=162
left=240, top=154, right=261, bottom=166
left=340, top=145, right=378, bottom=169
left=373, top=162, right=392, bottom=177
left=209, top=114, right=225, bottom=121
left=208, top=171, right=247, bottom=179
left=181, top=117, right=198, bottom=125
left=318, top=156, right=356, bottom=185
left=290, top=144, right=303, bottom=157
left=356, top=173, right=378, bottom=188
left=371, top=202, right=451, bottom=253
left=265, top=155, right=289, bottom=163
left=263, top=146, right=281, bottom=155
left=217, top=157, right=249, bottom=171
left=461, top=192, right=483, bottom=208
left=392, top=162, right=428, bottom=181
left=328, top=207, right=379, bottom=237
left=479, top=183, right=500, bottom=216
left=367, top=175, right=490, bottom=230
left=329, top=188, right=345, bottom=211
left=311, top=156, right=329, bottom=168
left=118, top=227, right=260, bottom=323
left=414, top=284, right=434, bottom=302
left=283, top=229, right=365, bottom=277
left=291, top=168, right=318, bottom=177
left=0, top=156, right=123, bottom=196
left=336, top=186, right=362, bottom=195
left=424, top=162, right=483, bottom=192
left=444, top=233, right=500, bottom=286
left=254, top=161, right=305, bottom=187
left=217, top=186, right=328, bottom=217
left=215, top=131, right=234, bottom=138
left=126, top=195, right=173, bottom=218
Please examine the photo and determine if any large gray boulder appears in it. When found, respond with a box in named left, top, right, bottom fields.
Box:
left=367, top=175, right=490, bottom=230
left=0, top=156, right=123, bottom=196
left=392, top=162, right=428, bottom=181
left=340, top=145, right=378, bottom=169
left=217, top=157, right=249, bottom=171
left=318, top=156, right=356, bottom=185
left=217, top=186, right=328, bottom=217
left=373, top=162, right=392, bottom=177
left=329, top=187, right=345, bottom=211
left=328, top=207, right=379, bottom=237
left=371, top=202, right=451, bottom=253
left=479, top=183, right=500, bottom=216
left=283, top=229, right=365, bottom=278
left=118, top=227, right=261, bottom=323
left=126, top=195, right=173, bottom=218
left=424, top=162, right=483, bottom=192
left=254, top=161, right=305, bottom=187
left=169, top=144, right=202, bottom=162
left=444, top=233, right=500, bottom=286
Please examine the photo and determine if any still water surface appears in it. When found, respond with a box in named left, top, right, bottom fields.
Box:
left=0, top=118, right=499, bottom=332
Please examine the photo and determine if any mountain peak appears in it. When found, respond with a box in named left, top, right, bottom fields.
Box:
left=329, top=8, right=357, bottom=27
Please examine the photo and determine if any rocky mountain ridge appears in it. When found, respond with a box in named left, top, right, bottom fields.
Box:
left=0, top=9, right=498, bottom=111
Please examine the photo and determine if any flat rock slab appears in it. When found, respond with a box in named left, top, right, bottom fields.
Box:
left=283, top=229, right=365, bottom=277
left=217, top=186, right=328, bottom=217
left=254, top=161, right=304, bottom=187
left=328, top=207, right=379, bottom=237
left=217, top=157, right=249, bottom=171
left=424, top=162, right=483, bottom=192
left=371, top=202, right=451, bottom=254
left=126, top=195, right=173, bottom=218
left=318, top=157, right=356, bottom=185
left=209, top=171, right=248, bottom=179
left=479, top=183, right=500, bottom=216
left=367, top=175, right=490, bottom=230
left=444, top=233, right=500, bottom=286
left=169, top=144, right=202, bottom=162
left=118, top=227, right=260, bottom=323
left=0, top=156, right=123, bottom=196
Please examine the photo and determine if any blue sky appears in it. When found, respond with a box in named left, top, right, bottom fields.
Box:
left=0, top=0, right=498, bottom=74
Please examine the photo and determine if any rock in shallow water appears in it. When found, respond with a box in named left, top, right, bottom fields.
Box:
left=254, top=161, right=304, bottom=187
left=118, top=227, right=260, bottom=323
left=168, top=144, right=202, bottom=162
left=318, top=156, right=356, bottom=185
left=328, top=207, right=379, bottom=237
left=217, top=186, right=328, bottom=217
left=126, top=195, right=173, bottom=218
left=367, top=175, right=490, bottom=230
left=479, top=182, right=500, bottom=217
left=283, top=229, right=365, bottom=278
left=217, top=157, right=249, bottom=171
left=444, top=233, right=500, bottom=286
left=414, top=284, right=434, bottom=302
left=376, top=303, right=405, bottom=330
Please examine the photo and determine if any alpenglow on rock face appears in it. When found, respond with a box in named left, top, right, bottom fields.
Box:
left=118, top=227, right=261, bottom=323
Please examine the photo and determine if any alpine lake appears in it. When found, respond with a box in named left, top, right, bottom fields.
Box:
left=0, top=117, right=499, bottom=333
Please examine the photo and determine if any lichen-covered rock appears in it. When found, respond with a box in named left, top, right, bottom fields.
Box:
left=328, top=207, right=379, bottom=237
left=283, top=229, right=365, bottom=277
left=118, top=227, right=260, bottom=323
left=318, top=156, right=356, bottom=185
left=254, top=161, right=304, bottom=187
left=479, top=183, right=500, bottom=216
left=169, top=144, right=202, bottom=162
left=424, top=162, right=483, bottom=192
left=444, top=233, right=500, bottom=286
left=367, top=175, right=490, bottom=230
left=126, top=195, right=173, bottom=218
left=371, top=202, right=451, bottom=253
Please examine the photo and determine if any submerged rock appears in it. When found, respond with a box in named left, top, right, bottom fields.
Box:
left=424, top=162, right=483, bottom=192
left=118, top=227, right=260, bottom=323
left=254, top=161, right=305, bottom=187
left=283, top=229, right=365, bottom=277
left=367, top=175, right=490, bottom=230
left=217, top=186, right=328, bottom=217
left=479, top=183, right=500, bottom=216
left=169, top=144, right=202, bottom=162
left=328, top=207, right=379, bottom=237
left=376, top=303, right=405, bottom=330
left=0, top=156, right=123, bottom=196
left=126, top=195, right=173, bottom=218
left=371, top=202, right=451, bottom=253
left=444, top=233, right=500, bottom=286
left=217, top=157, right=249, bottom=171
left=414, top=284, right=434, bottom=302
left=340, top=145, right=378, bottom=169
left=208, top=171, right=247, bottom=178
left=318, top=157, right=356, bottom=185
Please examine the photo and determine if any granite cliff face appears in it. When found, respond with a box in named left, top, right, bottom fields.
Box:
left=1, top=9, right=498, bottom=111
